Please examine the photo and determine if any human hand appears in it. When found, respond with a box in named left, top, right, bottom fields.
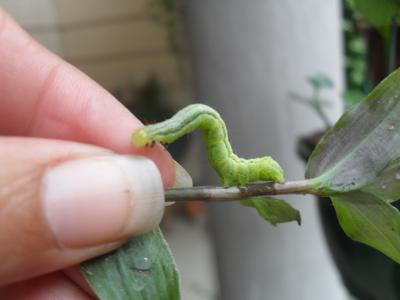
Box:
left=0, top=7, right=190, bottom=299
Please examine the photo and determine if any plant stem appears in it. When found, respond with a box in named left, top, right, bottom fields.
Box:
left=312, top=88, right=331, bottom=129
left=165, top=179, right=315, bottom=202
left=388, top=16, right=398, bottom=73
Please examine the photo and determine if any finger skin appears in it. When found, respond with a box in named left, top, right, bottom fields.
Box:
left=0, top=273, right=93, bottom=300
left=0, top=137, right=159, bottom=286
left=0, top=7, right=175, bottom=186
left=0, top=6, right=176, bottom=294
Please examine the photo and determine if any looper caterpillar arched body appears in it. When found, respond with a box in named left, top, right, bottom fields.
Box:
left=132, top=104, right=284, bottom=186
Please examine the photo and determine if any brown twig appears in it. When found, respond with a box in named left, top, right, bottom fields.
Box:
left=165, top=179, right=315, bottom=202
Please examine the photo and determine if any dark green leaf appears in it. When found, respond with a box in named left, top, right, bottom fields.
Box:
left=241, top=197, right=301, bottom=226
left=332, top=193, right=400, bottom=263
left=306, top=69, right=400, bottom=263
left=307, top=68, right=400, bottom=194
left=360, top=157, right=400, bottom=202
left=81, top=228, right=180, bottom=300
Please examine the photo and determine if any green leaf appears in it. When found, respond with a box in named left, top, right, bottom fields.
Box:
left=306, top=68, right=400, bottom=194
left=346, top=0, right=400, bottom=41
left=332, top=193, right=400, bottom=263
left=241, top=197, right=301, bottom=226
left=81, top=228, right=180, bottom=300
left=306, top=69, right=400, bottom=263
left=360, top=157, right=400, bottom=202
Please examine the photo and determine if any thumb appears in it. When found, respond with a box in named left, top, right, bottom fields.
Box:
left=0, top=137, right=166, bottom=286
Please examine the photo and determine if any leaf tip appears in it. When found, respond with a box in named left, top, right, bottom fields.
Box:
left=296, top=213, right=302, bottom=226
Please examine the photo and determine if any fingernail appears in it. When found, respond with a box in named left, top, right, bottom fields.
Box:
left=165, top=161, right=193, bottom=207
left=172, top=161, right=193, bottom=188
left=42, top=155, right=164, bottom=248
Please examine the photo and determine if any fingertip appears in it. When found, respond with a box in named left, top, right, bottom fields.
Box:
left=133, top=144, right=176, bottom=188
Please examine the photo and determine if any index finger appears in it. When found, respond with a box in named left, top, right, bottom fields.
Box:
left=0, top=7, right=175, bottom=186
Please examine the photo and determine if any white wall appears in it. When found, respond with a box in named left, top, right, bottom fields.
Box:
left=186, top=0, right=348, bottom=299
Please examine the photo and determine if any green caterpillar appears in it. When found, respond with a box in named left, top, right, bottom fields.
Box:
left=132, top=104, right=284, bottom=186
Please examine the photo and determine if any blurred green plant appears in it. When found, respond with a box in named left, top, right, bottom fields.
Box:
left=292, top=0, right=400, bottom=128
left=295, top=0, right=400, bottom=125
left=290, top=73, right=334, bottom=129
left=343, top=1, right=369, bottom=107
left=346, top=0, right=400, bottom=72
left=346, top=0, right=400, bottom=45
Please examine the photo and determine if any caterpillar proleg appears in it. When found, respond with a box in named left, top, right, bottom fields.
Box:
left=132, top=104, right=284, bottom=186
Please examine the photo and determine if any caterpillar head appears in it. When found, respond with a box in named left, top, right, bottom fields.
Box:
left=132, top=128, right=150, bottom=147
left=259, top=157, right=285, bottom=183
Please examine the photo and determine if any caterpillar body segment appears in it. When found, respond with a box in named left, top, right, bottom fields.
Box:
left=132, top=104, right=284, bottom=186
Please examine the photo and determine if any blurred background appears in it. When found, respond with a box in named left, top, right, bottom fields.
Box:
left=2, top=0, right=400, bottom=299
